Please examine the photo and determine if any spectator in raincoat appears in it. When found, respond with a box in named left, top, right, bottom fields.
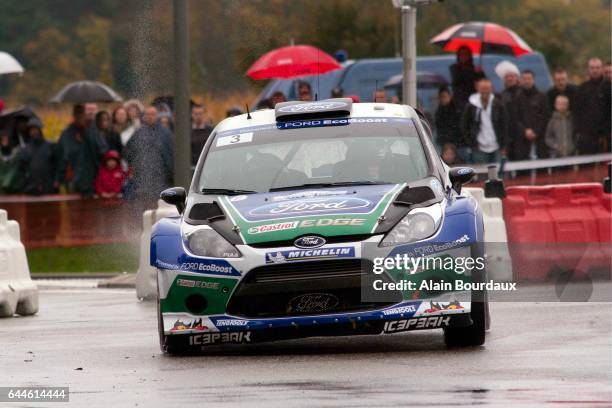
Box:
left=58, top=104, right=108, bottom=197
left=95, top=150, right=127, bottom=198
left=20, top=118, right=61, bottom=195
left=124, top=105, right=174, bottom=202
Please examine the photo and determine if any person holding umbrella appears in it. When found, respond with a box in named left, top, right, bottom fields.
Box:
left=449, top=46, right=484, bottom=111
left=247, top=44, right=341, bottom=102
left=57, top=104, right=108, bottom=197
left=431, top=21, right=533, bottom=110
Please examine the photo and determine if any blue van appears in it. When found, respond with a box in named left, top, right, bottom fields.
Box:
left=254, top=52, right=552, bottom=116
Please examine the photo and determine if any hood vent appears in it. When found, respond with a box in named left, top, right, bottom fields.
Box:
left=188, top=201, right=225, bottom=221
left=394, top=185, right=436, bottom=206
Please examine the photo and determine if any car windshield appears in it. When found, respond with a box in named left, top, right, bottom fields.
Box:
left=198, top=118, right=429, bottom=194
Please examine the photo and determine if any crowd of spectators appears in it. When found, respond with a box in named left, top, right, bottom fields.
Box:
left=0, top=51, right=609, bottom=198
left=0, top=99, right=215, bottom=201
left=434, top=49, right=611, bottom=165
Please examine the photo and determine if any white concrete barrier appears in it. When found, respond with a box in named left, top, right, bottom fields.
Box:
left=0, top=209, right=38, bottom=317
left=135, top=200, right=178, bottom=300
left=465, top=188, right=513, bottom=282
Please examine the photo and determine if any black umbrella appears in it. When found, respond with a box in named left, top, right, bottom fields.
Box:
left=0, top=106, right=40, bottom=130
left=49, top=80, right=122, bottom=104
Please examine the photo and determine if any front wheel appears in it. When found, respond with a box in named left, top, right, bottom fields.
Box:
left=444, top=242, right=488, bottom=347
left=157, top=296, right=184, bottom=355
left=443, top=300, right=486, bottom=347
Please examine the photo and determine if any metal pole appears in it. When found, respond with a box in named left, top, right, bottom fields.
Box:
left=401, top=5, right=409, bottom=105
left=406, top=5, right=417, bottom=107
left=173, top=0, right=191, bottom=189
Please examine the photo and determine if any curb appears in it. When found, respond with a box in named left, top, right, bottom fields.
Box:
left=31, top=273, right=122, bottom=280
left=97, top=273, right=136, bottom=289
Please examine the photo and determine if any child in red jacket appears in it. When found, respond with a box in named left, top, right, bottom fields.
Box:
left=95, top=150, right=127, bottom=198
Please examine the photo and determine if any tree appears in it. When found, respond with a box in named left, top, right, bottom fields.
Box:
left=75, top=15, right=114, bottom=86
left=11, top=28, right=84, bottom=104
left=1, top=0, right=610, bottom=102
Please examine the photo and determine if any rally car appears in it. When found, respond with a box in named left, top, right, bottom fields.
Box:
left=152, top=98, right=489, bottom=354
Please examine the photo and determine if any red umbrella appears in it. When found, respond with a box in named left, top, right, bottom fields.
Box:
left=246, top=45, right=341, bottom=80
left=430, top=22, right=532, bottom=57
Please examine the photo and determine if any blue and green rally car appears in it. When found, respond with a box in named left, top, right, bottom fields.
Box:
left=152, top=98, right=488, bottom=354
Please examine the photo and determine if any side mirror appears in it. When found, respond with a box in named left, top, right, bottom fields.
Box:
left=160, top=187, right=186, bottom=214
left=449, top=167, right=475, bottom=194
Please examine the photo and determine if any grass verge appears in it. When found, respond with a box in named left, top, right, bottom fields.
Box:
left=27, top=243, right=139, bottom=273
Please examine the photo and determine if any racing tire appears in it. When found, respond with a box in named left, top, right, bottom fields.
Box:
left=443, top=242, right=488, bottom=347
left=443, top=300, right=486, bottom=347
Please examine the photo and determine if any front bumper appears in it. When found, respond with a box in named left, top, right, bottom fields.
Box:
left=157, top=232, right=480, bottom=347
left=160, top=270, right=472, bottom=347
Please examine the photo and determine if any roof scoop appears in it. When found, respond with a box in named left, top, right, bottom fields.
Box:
left=275, top=98, right=352, bottom=122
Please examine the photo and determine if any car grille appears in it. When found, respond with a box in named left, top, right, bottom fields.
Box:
left=226, top=259, right=400, bottom=318
left=254, top=260, right=365, bottom=283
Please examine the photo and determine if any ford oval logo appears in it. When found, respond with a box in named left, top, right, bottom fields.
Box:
left=249, top=197, right=371, bottom=216
left=294, top=235, right=326, bottom=249
left=278, top=101, right=347, bottom=113
left=288, top=293, right=340, bottom=313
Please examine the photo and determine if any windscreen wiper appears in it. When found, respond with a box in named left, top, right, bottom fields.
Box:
left=201, top=188, right=257, bottom=196
left=269, top=181, right=388, bottom=192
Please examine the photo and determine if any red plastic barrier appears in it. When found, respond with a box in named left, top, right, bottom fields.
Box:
left=502, top=183, right=612, bottom=282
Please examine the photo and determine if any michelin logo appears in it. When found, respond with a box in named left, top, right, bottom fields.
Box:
left=266, top=247, right=355, bottom=263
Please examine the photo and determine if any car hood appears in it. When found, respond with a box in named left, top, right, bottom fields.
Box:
left=216, top=184, right=404, bottom=245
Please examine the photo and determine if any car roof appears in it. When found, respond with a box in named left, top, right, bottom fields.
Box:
left=214, top=103, right=420, bottom=134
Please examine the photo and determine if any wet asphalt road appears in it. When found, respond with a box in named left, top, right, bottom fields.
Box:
left=1, top=286, right=611, bottom=408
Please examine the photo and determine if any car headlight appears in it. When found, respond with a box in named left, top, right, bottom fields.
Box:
left=186, top=228, right=241, bottom=258
left=380, top=204, right=442, bottom=246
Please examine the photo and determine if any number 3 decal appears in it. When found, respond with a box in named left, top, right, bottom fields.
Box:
left=217, top=132, right=253, bottom=147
